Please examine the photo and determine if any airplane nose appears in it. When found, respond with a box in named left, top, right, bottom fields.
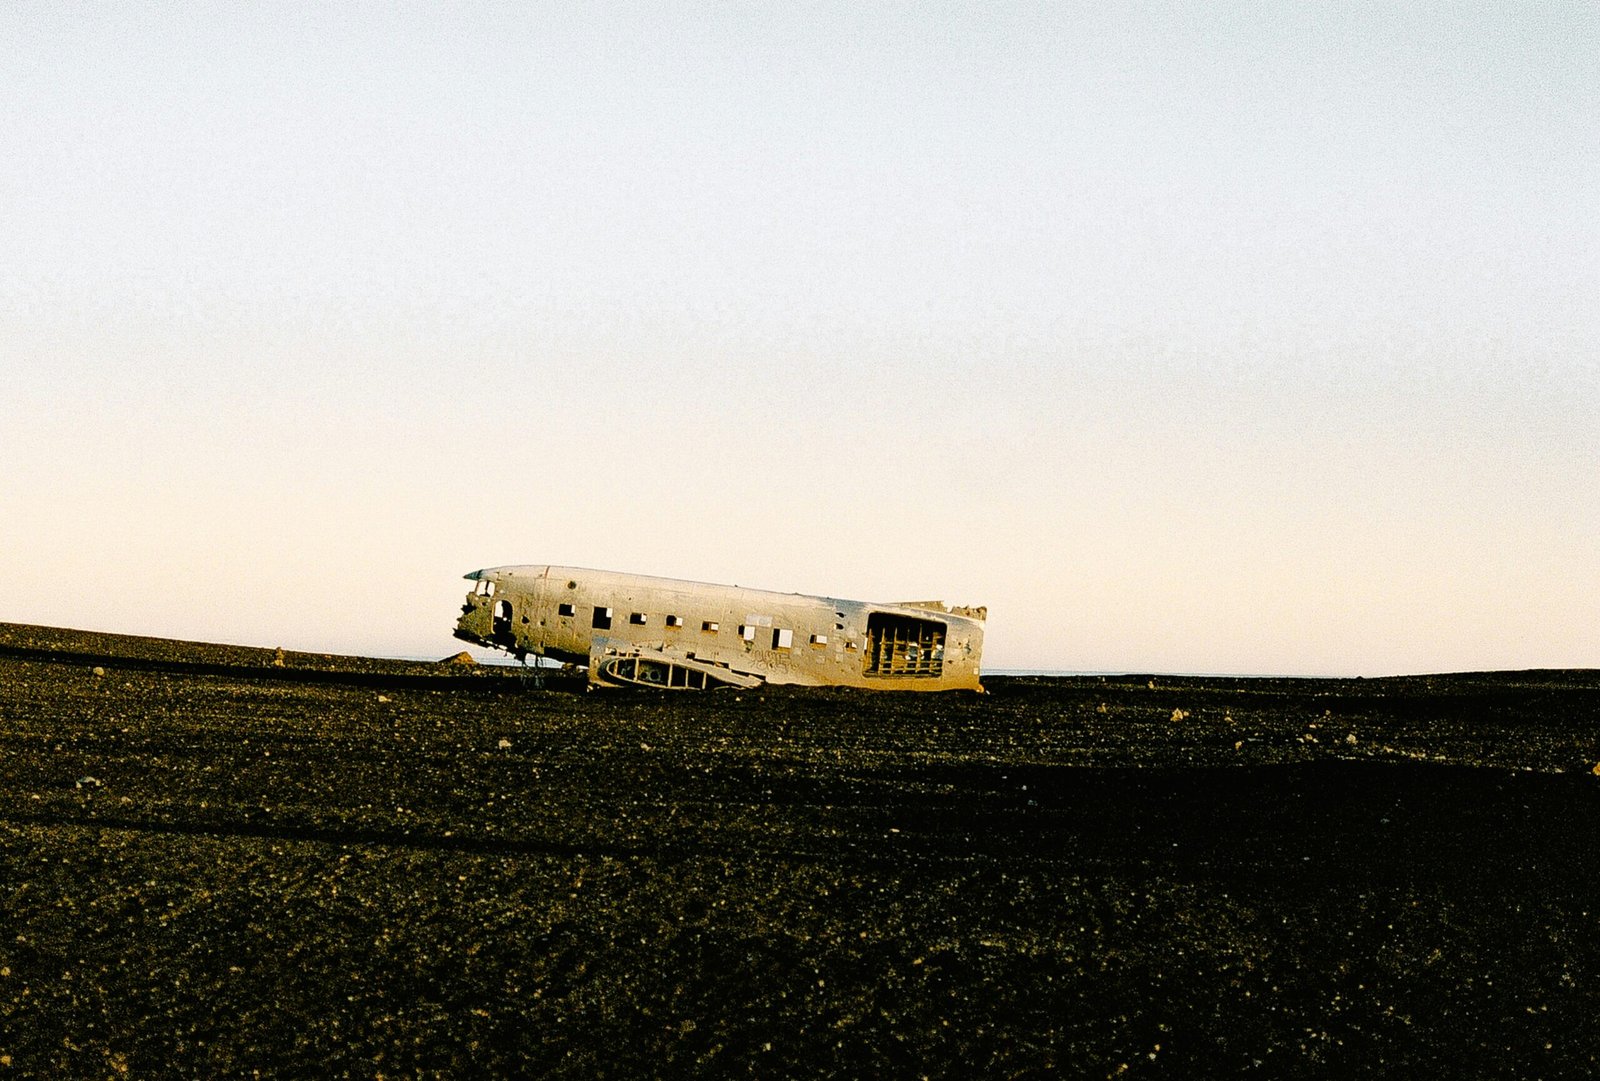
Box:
left=464, top=569, right=484, bottom=581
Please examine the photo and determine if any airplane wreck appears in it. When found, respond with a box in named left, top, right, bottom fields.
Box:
left=454, top=565, right=986, bottom=691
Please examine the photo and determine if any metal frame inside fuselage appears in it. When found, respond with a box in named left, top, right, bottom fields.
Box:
left=453, top=564, right=985, bottom=691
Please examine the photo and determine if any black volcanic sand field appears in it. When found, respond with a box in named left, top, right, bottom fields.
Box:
left=2, top=623, right=1599, bottom=1079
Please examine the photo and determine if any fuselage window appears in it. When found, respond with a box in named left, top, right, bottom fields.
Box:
left=772, top=628, right=793, bottom=650
left=558, top=603, right=576, bottom=617
left=630, top=612, right=648, bottom=625
left=665, top=615, right=684, bottom=628
left=738, top=624, right=756, bottom=642
left=593, top=607, right=613, bottom=630
left=702, top=620, right=720, bottom=633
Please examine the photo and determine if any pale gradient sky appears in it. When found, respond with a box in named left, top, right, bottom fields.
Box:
left=3, top=2, right=1596, bottom=675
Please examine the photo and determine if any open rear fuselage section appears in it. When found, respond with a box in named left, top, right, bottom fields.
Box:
left=454, top=565, right=985, bottom=691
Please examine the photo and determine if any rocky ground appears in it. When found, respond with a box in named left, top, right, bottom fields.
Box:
left=2, top=621, right=1598, bottom=1079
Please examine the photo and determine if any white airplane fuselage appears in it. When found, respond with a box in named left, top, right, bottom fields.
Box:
left=454, top=565, right=985, bottom=691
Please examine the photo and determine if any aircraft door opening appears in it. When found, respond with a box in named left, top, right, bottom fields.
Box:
left=864, top=612, right=946, bottom=678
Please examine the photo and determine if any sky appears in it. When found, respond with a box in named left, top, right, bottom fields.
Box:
left=2, top=1, right=1596, bottom=675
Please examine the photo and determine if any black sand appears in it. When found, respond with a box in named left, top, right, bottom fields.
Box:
left=2, top=623, right=1598, bottom=1078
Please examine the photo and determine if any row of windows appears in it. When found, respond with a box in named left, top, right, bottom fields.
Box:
left=557, top=602, right=839, bottom=650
